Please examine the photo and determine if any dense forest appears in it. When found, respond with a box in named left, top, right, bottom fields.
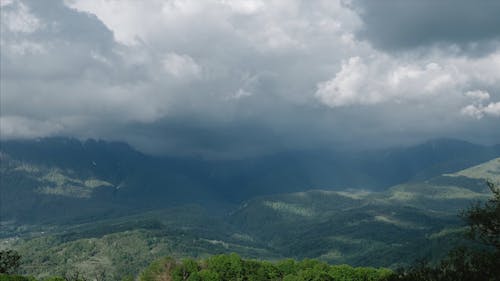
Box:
left=2, top=182, right=498, bottom=281
left=1, top=253, right=392, bottom=281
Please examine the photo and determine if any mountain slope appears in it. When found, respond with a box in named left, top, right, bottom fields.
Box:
left=229, top=158, right=499, bottom=266
left=1, top=137, right=499, bottom=223
left=2, top=157, right=498, bottom=279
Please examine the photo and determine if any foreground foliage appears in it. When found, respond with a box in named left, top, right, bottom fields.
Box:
left=389, top=181, right=500, bottom=281
left=140, top=254, right=393, bottom=281
left=0, top=250, right=21, bottom=274
left=0, top=274, right=36, bottom=281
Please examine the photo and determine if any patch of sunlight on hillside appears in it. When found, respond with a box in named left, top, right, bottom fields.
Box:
left=388, top=184, right=486, bottom=202
left=201, top=239, right=230, bottom=249
left=13, top=164, right=40, bottom=173
left=262, top=201, right=315, bottom=217
left=388, top=190, right=417, bottom=202
left=373, top=215, right=425, bottom=230
left=428, top=227, right=467, bottom=239
left=230, top=233, right=254, bottom=242
left=429, top=186, right=486, bottom=199
left=43, top=169, right=73, bottom=186
left=36, top=185, right=93, bottom=198
left=318, top=250, right=343, bottom=260
left=36, top=169, right=113, bottom=198
left=328, top=236, right=368, bottom=245
left=84, top=179, right=113, bottom=188
left=290, top=191, right=309, bottom=198
left=446, top=157, right=500, bottom=182
left=336, top=190, right=372, bottom=199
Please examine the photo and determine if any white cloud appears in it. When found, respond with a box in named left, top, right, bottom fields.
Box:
left=483, top=102, right=500, bottom=117
left=2, top=40, right=46, bottom=55
left=162, top=53, right=201, bottom=79
left=1, top=0, right=499, bottom=154
left=464, top=90, right=490, bottom=102
left=316, top=57, right=375, bottom=107
left=230, top=88, right=253, bottom=100
left=1, top=0, right=41, bottom=33
left=65, top=0, right=227, bottom=46
left=315, top=55, right=468, bottom=107
left=65, top=0, right=147, bottom=45
left=1, top=0, right=14, bottom=7
left=461, top=103, right=500, bottom=119
left=219, top=0, right=264, bottom=14
left=66, top=0, right=361, bottom=52
left=461, top=90, right=500, bottom=119
left=461, top=104, right=485, bottom=119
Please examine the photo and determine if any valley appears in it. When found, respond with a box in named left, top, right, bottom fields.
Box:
left=1, top=138, right=499, bottom=280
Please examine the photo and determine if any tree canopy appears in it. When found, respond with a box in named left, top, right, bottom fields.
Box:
left=390, top=181, right=500, bottom=281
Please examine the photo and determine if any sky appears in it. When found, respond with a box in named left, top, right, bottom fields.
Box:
left=1, top=0, right=500, bottom=157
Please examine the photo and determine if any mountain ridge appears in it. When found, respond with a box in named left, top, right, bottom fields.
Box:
left=1, top=137, right=499, bottom=223
left=2, top=155, right=498, bottom=279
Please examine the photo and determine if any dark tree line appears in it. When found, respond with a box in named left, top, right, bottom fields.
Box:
left=0, top=250, right=21, bottom=275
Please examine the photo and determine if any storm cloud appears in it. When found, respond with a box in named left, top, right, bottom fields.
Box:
left=1, top=0, right=499, bottom=157
left=353, top=0, right=500, bottom=54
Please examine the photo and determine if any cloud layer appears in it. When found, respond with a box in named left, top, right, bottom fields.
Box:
left=1, top=0, right=499, bottom=157
left=353, top=0, right=500, bottom=53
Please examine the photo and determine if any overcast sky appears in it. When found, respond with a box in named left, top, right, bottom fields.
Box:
left=1, top=0, right=500, bottom=157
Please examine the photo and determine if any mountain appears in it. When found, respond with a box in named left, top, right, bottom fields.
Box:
left=1, top=137, right=499, bottom=223
left=4, top=157, right=498, bottom=279
left=226, top=157, right=499, bottom=267
left=0, top=138, right=217, bottom=223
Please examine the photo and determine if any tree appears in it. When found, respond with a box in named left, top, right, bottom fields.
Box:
left=206, top=253, right=243, bottom=281
left=0, top=250, right=21, bottom=274
left=44, top=277, right=66, bottom=281
left=461, top=181, right=500, bottom=250
left=140, top=257, right=176, bottom=281
left=171, top=258, right=199, bottom=281
left=0, top=274, right=37, bottom=281
left=197, top=269, right=219, bottom=281
left=389, top=181, right=500, bottom=281
left=64, top=270, right=88, bottom=281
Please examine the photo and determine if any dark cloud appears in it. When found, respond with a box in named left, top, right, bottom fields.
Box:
left=1, top=0, right=499, bottom=158
left=353, top=0, right=500, bottom=54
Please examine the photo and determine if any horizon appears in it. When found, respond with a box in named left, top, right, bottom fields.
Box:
left=1, top=136, right=499, bottom=159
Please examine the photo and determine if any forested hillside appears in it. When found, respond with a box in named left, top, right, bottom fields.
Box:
left=2, top=180, right=498, bottom=281
left=1, top=139, right=499, bottom=280
left=2, top=138, right=499, bottom=223
left=1, top=154, right=499, bottom=280
left=139, top=254, right=393, bottom=281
